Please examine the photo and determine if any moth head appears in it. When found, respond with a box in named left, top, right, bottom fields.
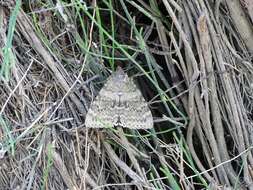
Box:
left=113, top=66, right=128, bottom=83
left=105, top=66, right=135, bottom=92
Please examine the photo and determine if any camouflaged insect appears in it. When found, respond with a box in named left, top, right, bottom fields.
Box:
left=85, top=67, right=153, bottom=129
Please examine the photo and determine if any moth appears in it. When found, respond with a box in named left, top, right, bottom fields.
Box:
left=85, top=67, right=153, bottom=129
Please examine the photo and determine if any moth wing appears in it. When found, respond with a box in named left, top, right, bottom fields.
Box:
left=118, top=91, right=153, bottom=129
left=85, top=88, right=117, bottom=128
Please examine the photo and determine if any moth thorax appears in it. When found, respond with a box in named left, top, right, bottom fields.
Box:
left=113, top=73, right=127, bottom=82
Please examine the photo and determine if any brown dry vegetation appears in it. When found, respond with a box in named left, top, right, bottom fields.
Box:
left=0, top=0, right=253, bottom=190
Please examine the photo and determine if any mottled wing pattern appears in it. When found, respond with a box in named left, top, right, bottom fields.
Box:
left=84, top=95, right=116, bottom=128
left=85, top=67, right=153, bottom=129
left=119, top=97, right=153, bottom=129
